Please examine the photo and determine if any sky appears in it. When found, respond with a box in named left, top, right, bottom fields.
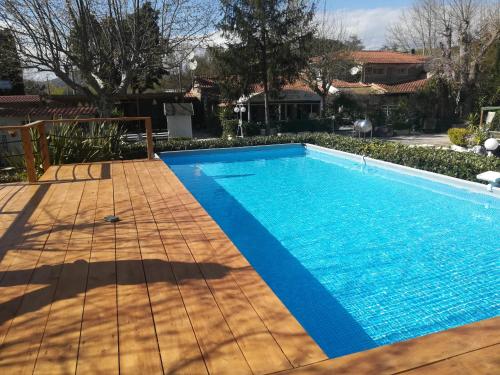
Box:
left=321, top=0, right=410, bottom=49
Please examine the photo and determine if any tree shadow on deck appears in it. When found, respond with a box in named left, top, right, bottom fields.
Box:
left=0, top=258, right=231, bottom=326
left=0, top=163, right=112, bottom=263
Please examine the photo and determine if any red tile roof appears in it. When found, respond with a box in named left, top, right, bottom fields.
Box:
left=0, top=106, right=97, bottom=118
left=331, top=80, right=370, bottom=89
left=0, top=95, right=42, bottom=104
left=372, top=78, right=429, bottom=94
left=351, top=51, right=429, bottom=64
left=249, top=81, right=316, bottom=95
left=194, top=77, right=218, bottom=89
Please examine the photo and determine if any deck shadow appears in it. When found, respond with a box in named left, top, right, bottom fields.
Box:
left=167, top=163, right=378, bottom=358
left=0, top=184, right=50, bottom=263
left=0, top=259, right=230, bottom=326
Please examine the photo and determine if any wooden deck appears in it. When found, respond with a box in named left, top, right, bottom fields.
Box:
left=0, top=159, right=498, bottom=374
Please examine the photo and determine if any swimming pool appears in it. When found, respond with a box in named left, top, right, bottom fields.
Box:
left=161, top=144, right=500, bottom=358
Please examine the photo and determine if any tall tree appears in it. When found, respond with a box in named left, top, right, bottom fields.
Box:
left=0, top=28, right=24, bottom=95
left=386, top=0, right=500, bottom=116
left=0, top=0, right=214, bottom=114
left=217, top=0, right=316, bottom=132
left=301, top=14, right=354, bottom=116
left=345, top=35, right=365, bottom=51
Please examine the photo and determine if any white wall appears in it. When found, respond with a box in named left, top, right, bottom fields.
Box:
left=167, top=115, right=193, bottom=138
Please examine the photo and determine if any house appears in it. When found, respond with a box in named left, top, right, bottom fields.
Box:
left=350, top=50, right=429, bottom=84
left=328, top=51, right=432, bottom=120
left=0, top=95, right=97, bottom=155
left=239, top=81, right=321, bottom=123
left=188, top=51, right=431, bottom=125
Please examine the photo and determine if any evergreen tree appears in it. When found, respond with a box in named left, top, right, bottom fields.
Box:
left=0, top=28, right=25, bottom=95
left=216, top=0, right=315, bottom=132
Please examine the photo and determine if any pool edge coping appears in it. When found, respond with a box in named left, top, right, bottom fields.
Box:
left=305, top=143, right=500, bottom=197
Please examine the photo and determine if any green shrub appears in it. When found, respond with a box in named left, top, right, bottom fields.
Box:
left=447, top=128, right=470, bottom=147
left=221, top=119, right=239, bottom=138
left=243, top=122, right=265, bottom=136
left=48, top=121, right=125, bottom=164
left=274, top=119, right=333, bottom=133
left=147, top=133, right=500, bottom=183
left=488, top=110, right=500, bottom=131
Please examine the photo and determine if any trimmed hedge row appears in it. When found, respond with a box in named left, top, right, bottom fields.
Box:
left=221, top=118, right=334, bottom=138
left=122, top=133, right=500, bottom=183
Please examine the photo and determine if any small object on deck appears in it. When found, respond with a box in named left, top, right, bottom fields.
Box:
left=104, top=215, right=120, bottom=223
left=476, top=171, right=500, bottom=192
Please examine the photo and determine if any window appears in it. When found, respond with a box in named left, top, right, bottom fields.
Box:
left=396, top=67, right=408, bottom=75
left=372, top=67, right=385, bottom=75
left=1, top=134, right=7, bottom=152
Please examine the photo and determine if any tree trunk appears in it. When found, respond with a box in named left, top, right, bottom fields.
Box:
left=320, top=95, right=326, bottom=117
left=97, top=95, right=114, bottom=117
left=261, top=36, right=270, bottom=134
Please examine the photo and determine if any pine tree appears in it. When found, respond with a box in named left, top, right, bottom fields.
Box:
left=0, top=28, right=25, bottom=95
left=217, top=0, right=315, bottom=132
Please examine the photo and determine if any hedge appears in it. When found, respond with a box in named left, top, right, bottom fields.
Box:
left=447, top=128, right=470, bottom=147
left=3, top=133, right=499, bottom=184
left=121, top=133, right=500, bottom=183
left=221, top=118, right=334, bottom=138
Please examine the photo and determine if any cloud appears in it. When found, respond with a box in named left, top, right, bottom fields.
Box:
left=327, top=7, right=404, bottom=49
left=205, top=7, right=405, bottom=51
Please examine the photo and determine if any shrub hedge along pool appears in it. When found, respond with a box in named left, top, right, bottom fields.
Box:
left=122, top=133, right=500, bottom=183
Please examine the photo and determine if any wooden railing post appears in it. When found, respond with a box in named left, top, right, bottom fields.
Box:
left=145, top=117, right=154, bottom=160
left=21, top=127, right=37, bottom=183
left=37, top=121, right=51, bottom=171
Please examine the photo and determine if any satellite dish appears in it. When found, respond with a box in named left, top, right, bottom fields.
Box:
left=188, top=60, right=198, bottom=71
left=350, top=66, right=361, bottom=76
left=187, top=51, right=195, bottom=61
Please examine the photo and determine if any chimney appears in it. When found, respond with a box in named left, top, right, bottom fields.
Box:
left=411, top=48, right=416, bottom=55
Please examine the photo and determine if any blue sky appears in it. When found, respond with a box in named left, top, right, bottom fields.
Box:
left=318, top=1, right=410, bottom=49
left=324, top=0, right=412, bottom=9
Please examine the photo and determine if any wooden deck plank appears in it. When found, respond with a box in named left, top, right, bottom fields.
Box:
left=0, top=176, right=84, bottom=373
left=399, top=344, right=499, bottom=374
left=76, top=178, right=119, bottom=374
left=278, top=317, right=500, bottom=374
left=128, top=161, right=209, bottom=375
left=0, top=183, right=65, bottom=346
left=113, top=162, right=164, bottom=375
left=143, top=161, right=295, bottom=374
left=140, top=161, right=253, bottom=375
left=34, top=180, right=99, bottom=374
left=160, top=164, right=328, bottom=368
left=0, top=185, right=49, bottom=279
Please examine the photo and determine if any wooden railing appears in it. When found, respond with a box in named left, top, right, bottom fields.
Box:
left=1, top=117, right=153, bottom=183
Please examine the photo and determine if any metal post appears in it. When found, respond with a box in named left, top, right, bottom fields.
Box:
left=37, top=122, right=50, bottom=171
left=145, top=117, right=154, bottom=160
left=21, top=127, right=37, bottom=183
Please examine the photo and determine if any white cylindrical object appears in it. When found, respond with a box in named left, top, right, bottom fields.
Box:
left=484, top=138, right=499, bottom=151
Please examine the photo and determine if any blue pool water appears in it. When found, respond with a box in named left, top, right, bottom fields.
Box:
left=162, top=144, right=500, bottom=358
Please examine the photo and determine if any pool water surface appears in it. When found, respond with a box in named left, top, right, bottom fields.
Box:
left=162, top=144, right=500, bottom=358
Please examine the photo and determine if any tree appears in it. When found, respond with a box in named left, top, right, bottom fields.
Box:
left=216, top=0, right=316, bottom=132
left=128, top=2, right=166, bottom=94
left=301, top=15, right=354, bottom=116
left=345, top=35, right=365, bottom=51
left=0, top=0, right=214, bottom=114
left=0, top=28, right=24, bottom=95
left=386, top=0, right=500, bottom=116
left=386, top=0, right=441, bottom=56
